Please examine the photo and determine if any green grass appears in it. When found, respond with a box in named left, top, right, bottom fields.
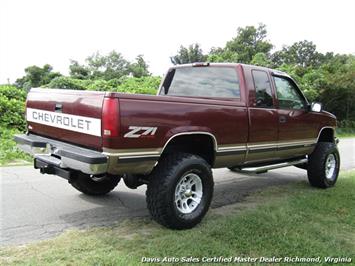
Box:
left=336, top=127, right=355, bottom=138
left=1, top=171, right=354, bottom=265
left=337, top=133, right=355, bottom=138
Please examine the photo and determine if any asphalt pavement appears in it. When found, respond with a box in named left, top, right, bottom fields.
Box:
left=1, top=138, right=354, bottom=246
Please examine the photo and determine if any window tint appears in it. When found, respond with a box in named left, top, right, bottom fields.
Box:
left=161, top=67, right=240, bottom=98
left=252, top=70, right=273, bottom=108
left=273, top=76, right=306, bottom=110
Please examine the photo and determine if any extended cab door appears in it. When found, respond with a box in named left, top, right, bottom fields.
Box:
left=245, top=68, right=279, bottom=163
left=272, top=74, right=318, bottom=159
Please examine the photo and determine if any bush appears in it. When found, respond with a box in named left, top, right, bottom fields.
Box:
left=0, top=127, right=31, bottom=164
left=45, top=76, right=160, bottom=95
left=0, top=85, right=29, bottom=164
left=113, top=76, right=160, bottom=94
left=0, top=85, right=26, bottom=131
left=0, top=84, right=27, bottom=100
left=45, top=76, right=87, bottom=90
left=84, top=79, right=118, bottom=91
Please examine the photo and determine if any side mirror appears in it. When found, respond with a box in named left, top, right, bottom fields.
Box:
left=310, top=102, right=322, bottom=112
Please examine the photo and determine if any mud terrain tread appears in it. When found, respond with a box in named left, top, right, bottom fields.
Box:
left=146, top=152, right=213, bottom=229
left=307, top=142, right=340, bottom=188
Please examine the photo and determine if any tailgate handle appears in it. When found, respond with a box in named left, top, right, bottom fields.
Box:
left=55, top=103, right=63, bottom=113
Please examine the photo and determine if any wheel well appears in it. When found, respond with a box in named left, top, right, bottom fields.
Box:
left=161, top=134, right=215, bottom=165
left=318, top=128, right=335, bottom=143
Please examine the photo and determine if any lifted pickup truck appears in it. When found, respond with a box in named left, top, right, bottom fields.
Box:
left=15, top=63, right=340, bottom=229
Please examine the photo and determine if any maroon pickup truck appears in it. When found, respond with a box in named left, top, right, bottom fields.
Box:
left=15, top=63, right=340, bottom=229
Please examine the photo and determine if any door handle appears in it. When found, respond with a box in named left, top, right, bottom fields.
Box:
left=279, top=115, right=287, bottom=123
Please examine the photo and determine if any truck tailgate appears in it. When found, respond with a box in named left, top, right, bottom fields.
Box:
left=26, top=88, right=105, bottom=150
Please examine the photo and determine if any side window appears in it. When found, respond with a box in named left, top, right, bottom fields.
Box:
left=252, top=70, right=273, bottom=108
left=273, top=76, right=306, bottom=110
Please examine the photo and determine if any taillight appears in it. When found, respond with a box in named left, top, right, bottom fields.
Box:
left=102, top=98, right=120, bottom=137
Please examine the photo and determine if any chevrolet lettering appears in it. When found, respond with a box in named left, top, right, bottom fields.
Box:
left=15, top=63, right=340, bottom=229
left=26, top=108, right=101, bottom=136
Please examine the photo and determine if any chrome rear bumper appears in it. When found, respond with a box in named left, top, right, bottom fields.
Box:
left=14, top=134, right=108, bottom=175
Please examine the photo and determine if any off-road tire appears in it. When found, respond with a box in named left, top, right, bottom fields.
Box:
left=307, top=142, right=340, bottom=188
left=69, top=172, right=121, bottom=196
left=146, top=153, right=214, bottom=229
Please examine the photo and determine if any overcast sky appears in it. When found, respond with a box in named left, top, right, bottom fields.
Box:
left=1, top=0, right=354, bottom=83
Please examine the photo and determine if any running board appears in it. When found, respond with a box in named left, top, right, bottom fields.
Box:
left=238, top=158, right=308, bottom=174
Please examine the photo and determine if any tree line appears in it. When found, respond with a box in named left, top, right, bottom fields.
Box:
left=11, top=23, right=355, bottom=123
left=15, top=52, right=151, bottom=89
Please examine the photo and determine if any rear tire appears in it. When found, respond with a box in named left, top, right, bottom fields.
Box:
left=69, top=172, right=121, bottom=196
left=307, top=142, right=340, bottom=188
left=146, top=153, right=214, bottom=229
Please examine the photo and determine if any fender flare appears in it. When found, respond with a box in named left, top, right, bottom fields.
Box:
left=316, top=126, right=336, bottom=143
left=161, top=131, right=218, bottom=155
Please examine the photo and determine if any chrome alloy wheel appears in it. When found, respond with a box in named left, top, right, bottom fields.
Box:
left=325, top=153, right=336, bottom=181
left=175, top=173, right=203, bottom=214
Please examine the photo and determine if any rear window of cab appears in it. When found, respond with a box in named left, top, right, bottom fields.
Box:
left=160, top=67, right=240, bottom=98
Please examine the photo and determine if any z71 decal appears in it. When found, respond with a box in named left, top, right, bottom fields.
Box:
left=124, top=126, right=158, bottom=138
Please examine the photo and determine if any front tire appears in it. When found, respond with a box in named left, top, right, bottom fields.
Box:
left=146, top=153, right=214, bottom=229
left=69, top=172, right=121, bottom=196
left=307, top=142, right=340, bottom=188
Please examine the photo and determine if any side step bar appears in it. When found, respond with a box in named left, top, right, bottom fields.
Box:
left=238, top=158, right=308, bottom=174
